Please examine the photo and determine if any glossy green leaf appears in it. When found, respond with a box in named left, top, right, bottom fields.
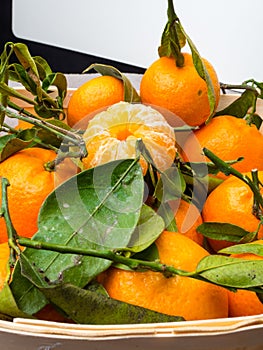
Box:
left=10, top=159, right=145, bottom=315
left=127, top=204, right=164, bottom=252
left=156, top=201, right=177, bottom=232
left=219, top=243, right=263, bottom=256
left=197, top=222, right=252, bottom=242
left=197, top=254, right=263, bottom=290
left=155, top=166, right=186, bottom=202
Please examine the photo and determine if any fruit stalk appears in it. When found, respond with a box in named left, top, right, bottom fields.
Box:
left=0, top=104, right=87, bottom=159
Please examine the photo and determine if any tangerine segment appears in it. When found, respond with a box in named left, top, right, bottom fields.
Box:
left=99, top=231, right=228, bottom=321
left=82, top=102, right=177, bottom=172
left=140, top=53, right=220, bottom=127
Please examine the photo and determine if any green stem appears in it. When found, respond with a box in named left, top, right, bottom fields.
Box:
left=0, top=178, right=20, bottom=265
left=17, top=237, right=200, bottom=280
left=0, top=104, right=87, bottom=158
left=220, top=82, right=259, bottom=96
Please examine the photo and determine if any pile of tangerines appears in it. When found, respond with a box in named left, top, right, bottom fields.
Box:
left=1, top=0, right=263, bottom=324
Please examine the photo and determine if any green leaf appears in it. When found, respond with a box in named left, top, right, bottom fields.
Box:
left=215, top=90, right=257, bottom=120
left=219, top=243, right=263, bottom=256
left=197, top=254, right=263, bottom=290
left=9, top=63, right=38, bottom=93
left=180, top=25, right=217, bottom=121
left=10, top=159, right=144, bottom=315
left=83, top=63, right=141, bottom=103
left=158, top=0, right=185, bottom=65
left=0, top=132, right=36, bottom=162
left=40, top=283, right=184, bottom=324
left=155, top=166, right=186, bottom=202
left=42, top=73, right=67, bottom=104
left=32, top=119, right=71, bottom=148
left=33, top=56, right=53, bottom=81
left=197, top=222, right=252, bottom=242
left=127, top=204, right=165, bottom=252
left=0, top=282, right=30, bottom=319
left=13, top=43, right=40, bottom=84
left=157, top=201, right=177, bottom=231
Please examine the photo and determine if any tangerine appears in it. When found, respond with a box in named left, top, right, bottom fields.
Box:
left=202, top=171, right=263, bottom=252
left=67, top=75, right=124, bottom=128
left=140, top=53, right=220, bottom=127
left=183, top=115, right=263, bottom=179
left=171, top=198, right=204, bottom=245
left=99, top=231, right=228, bottom=321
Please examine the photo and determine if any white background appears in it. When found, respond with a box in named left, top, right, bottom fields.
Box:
left=12, top=0, right=263, bottom=83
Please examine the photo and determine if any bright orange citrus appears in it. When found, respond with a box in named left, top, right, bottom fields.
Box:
left=140, top=53, right=220, bottom=127
left=67, top=75, right=124, bottom=128
left=0, top=242, right=9, bottom=291
left=98, top=231, right=228, bottom=321
left=170, top=198, right=204, bottom=245
left=202, top=171, right=263, bottom=252
left=183, top=115, right=263, bottom=179
left=82, top=101, right=177, bottom=174
left=227, top=240, right=263, bottom=317
left=0, top=148, right=77, bottom=243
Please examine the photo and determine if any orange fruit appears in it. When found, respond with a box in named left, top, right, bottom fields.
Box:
left=98, top=231, right=228, bottom=321
left=183, top=115, right=263, bottom=179
left=67, top=75, right=124, bottom=128
left=202, top=171, right=263, bottom=252
left=140, top=53, right=220, bottom=127
left=82, top=101, right=177, bottom=173
left=227, top=240, right=263, bottom=317
left=0, top=148, right=77, bottom=243
left=0, top=242, right=10, bottom=291
left=170, top=198, right=204, bottom=245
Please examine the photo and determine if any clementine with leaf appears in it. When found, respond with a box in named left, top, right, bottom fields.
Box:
left=99, top=231, right=228, bottom=321
left=183, top=115, right=263, bottom=179
left=67, top=75, right=124, bottom=128
left=202, top=171, right=263, bottom=252
left=140, top=53, right=220, bottom=127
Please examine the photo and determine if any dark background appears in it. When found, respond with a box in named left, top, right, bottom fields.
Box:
left=0, top=1, right=145, bottom=74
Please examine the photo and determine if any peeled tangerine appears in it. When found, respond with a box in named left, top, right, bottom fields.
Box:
left=99, top=231, right=229, bottom=321
left=81, top=102, right=177, bottom=173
